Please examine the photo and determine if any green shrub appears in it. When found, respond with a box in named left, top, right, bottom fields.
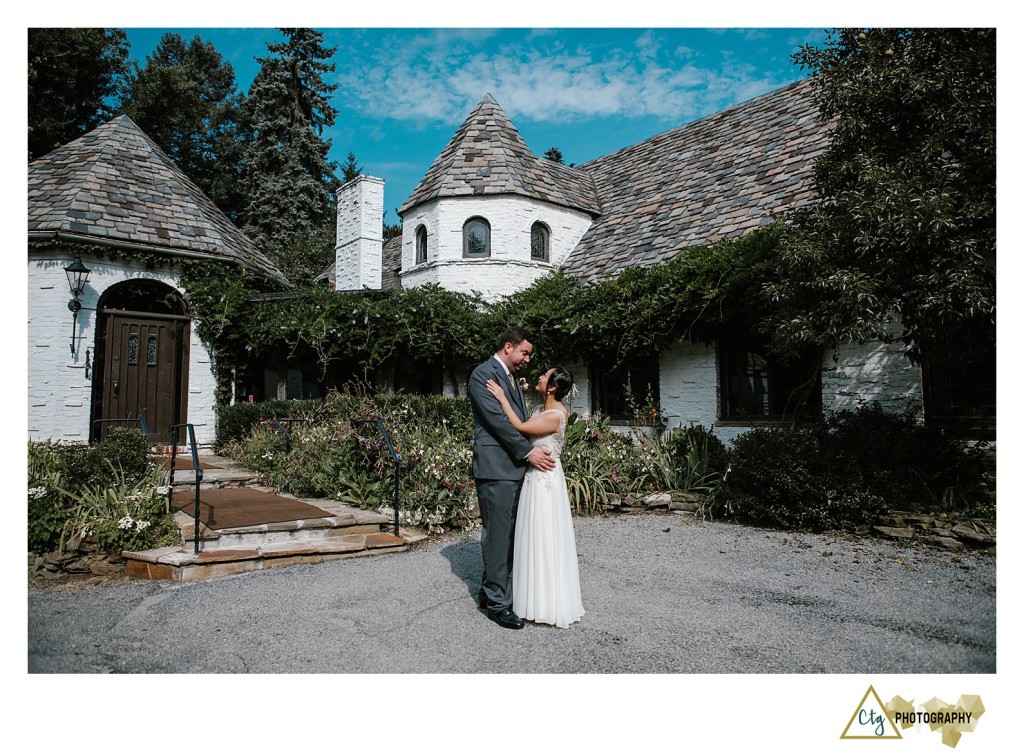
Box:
left=88, top=427, right=153, bottom=484
left=561, top=413, right=657, bottom=513
left=823, top=404, right=991, bottom=513
left=214, top=399, right=322, bottom=449
left=666, top=424, right=729, bottom=476
left=228, top=391, right=479, bottom=530
left=723, top=404, right=994, bottom=532
left=61, top=461, right=178, bottom=554
left=28, top=441, right=74, bottom=553
left=727, top=426, right=887, bottom=530
left=637, top=424, right=729, bottom=493
left=28, top=430, right=175, bottom=555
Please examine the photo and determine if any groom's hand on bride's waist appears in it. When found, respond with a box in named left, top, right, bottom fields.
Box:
left=526, top=446, right=556, bottom=472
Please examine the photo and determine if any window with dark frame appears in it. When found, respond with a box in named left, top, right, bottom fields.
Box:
left=921, top=322, right=995, bottom=437
left=590, top=358, right=660, bottom=422
left=463, top=217, right=490, bottom=258
left=531, top=222, right=550, bottom=262
left=416, top=225, right=428, bottom=264
left=718, top=334, right=821, bottom=421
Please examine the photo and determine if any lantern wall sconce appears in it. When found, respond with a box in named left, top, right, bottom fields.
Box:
left=64, top=253, right=92, bottom=356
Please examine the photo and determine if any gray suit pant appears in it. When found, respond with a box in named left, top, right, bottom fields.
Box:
left=476, top=478, right=524, bottom=612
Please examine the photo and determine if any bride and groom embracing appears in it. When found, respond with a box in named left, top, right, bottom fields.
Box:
left=468, top=326, right=585, bottom=630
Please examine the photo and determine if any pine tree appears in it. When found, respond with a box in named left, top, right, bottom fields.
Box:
left=119, top=33, right=249, bottom=221
left=28, top=28, right=130, bottom=160
left=241, top=28, right=340, bottom=273
left=341, top=152, right=362, bottom=183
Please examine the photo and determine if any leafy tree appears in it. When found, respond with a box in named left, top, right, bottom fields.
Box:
left=118, top=33, right=250, bottom=221
left=28, top=28, right=130, bottom=160
left=242, top=28, right=340, bottom=276
left=276, top=223, right=337, bottom=288
left=769, top=28, right=995, bottom=365
left=544, top=147, right=564, bottom=164
left=340, top=152, right=362, bottom=183
left=383, top=221, right=403, bottom=243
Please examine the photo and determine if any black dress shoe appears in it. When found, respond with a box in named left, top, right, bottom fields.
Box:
left=488, top=607, right=524, bottom=630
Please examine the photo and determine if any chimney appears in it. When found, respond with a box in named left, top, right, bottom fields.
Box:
left=335, top=175, right=384, bottom=290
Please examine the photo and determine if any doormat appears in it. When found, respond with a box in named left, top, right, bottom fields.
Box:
left=172, top=488, right=332, bottom=530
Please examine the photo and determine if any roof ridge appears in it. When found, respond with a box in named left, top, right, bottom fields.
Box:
left=399, top=94, right=601, bottom=216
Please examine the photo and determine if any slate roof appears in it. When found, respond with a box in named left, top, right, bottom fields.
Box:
left=562, top=77, right=831, bottom=281
left=399, top=94, right=601, bottom=217
left=28, top=115, right=288, bottom=285
left=381, top=234, right=403, bottom=291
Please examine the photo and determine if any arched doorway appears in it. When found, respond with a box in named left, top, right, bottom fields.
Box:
left=90, top=280, right=191, bottom=445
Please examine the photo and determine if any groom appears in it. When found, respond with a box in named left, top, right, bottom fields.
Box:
left=468, top=327, right=556, bottom=629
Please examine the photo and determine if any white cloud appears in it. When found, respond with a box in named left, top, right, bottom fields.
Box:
left=335, top=29, right=800, bottom=127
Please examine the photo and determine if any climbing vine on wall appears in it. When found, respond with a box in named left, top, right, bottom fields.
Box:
left=173, top=225, right=821, bottom=405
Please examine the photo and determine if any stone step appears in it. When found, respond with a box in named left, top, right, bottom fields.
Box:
left=171, top=489, right=393, bottom=550
left=123, top=453, right=429, bottom=581
left=170, top=468, right=260, bottom=489
left=123, top=529, right=423, bottom=582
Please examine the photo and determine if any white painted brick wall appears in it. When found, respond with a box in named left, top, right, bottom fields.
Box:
left=822, top=318, right=923, bottom=416
left=658, top=329, right=924, bottom=445
left=657, top=340, right=739, bottom=439
left=400, top=195, right=593, bottom=300
left=335, top=176, right=384, bottom=291
left=28, top=252, right=218, bottom=446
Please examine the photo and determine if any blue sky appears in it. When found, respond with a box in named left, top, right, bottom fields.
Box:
left=122, top=27, right=827, bottom=223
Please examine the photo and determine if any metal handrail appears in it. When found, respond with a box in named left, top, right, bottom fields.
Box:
left=355, top=419, right=404, bottom=537
left=268, top=417, right=310, bottom=453
left=91, top=417, right=150, bottom=442
left=169, top=423, right=204, bottom=554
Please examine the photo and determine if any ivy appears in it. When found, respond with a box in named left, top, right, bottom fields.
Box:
left=173, top=226, right=817, bottom=403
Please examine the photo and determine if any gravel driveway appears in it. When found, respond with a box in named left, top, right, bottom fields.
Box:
left=27, top=512, right=995, bottom=674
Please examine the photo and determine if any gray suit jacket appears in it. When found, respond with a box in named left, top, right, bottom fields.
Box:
left=468, top=357, right=534, bottom=480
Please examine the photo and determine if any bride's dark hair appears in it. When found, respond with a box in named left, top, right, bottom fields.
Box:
left=548, top=366, right=574, bottom=401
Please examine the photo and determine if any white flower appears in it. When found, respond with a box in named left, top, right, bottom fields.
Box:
left=28, top=486, right=47, bottom=500
left=118, top=515, right=134, bottom=530
left=156, top=486, right=171, bottom=496
left=135, top=520, right=152, bottom=531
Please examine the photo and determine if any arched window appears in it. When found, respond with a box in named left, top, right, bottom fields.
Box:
left=531, top=222, right=550, bottom=262
left=416, top=225, right=428, bottom=264
left=463, top=217, right=490, bottom=258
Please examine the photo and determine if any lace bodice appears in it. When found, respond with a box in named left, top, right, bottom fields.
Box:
left=530, top=408, right=567, bottom=462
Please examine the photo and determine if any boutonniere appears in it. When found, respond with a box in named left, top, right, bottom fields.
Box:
left=518, top=378, right=528, bottom=392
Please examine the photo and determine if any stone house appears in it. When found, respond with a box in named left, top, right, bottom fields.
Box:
left=27, top=115, right=288, bottom=446
left=331, top=78, right=993, bottom=441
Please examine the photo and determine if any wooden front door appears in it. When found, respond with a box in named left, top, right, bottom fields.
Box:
left=96, top=312, right=189, bottom=444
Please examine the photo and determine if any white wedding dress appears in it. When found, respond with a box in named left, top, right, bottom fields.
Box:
left=513, top=408, right=585, bottom=628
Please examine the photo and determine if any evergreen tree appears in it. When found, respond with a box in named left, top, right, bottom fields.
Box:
left=241, top=28, right=340, bottom=274
left=341, top=152, right=362, bottom=183
left=118, top=33, right=250, bottom=221
left=543, top=147, right=564, bottom=164
left=28, top=28, right=130, bottom=160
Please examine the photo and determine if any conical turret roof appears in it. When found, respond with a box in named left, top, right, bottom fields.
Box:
left=399, top=95, right=601, bottom=216
left=28, top=115, right=288, bottom=285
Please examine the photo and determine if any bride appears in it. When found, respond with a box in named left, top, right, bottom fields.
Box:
left=485, top=366, right=584, bottom=628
